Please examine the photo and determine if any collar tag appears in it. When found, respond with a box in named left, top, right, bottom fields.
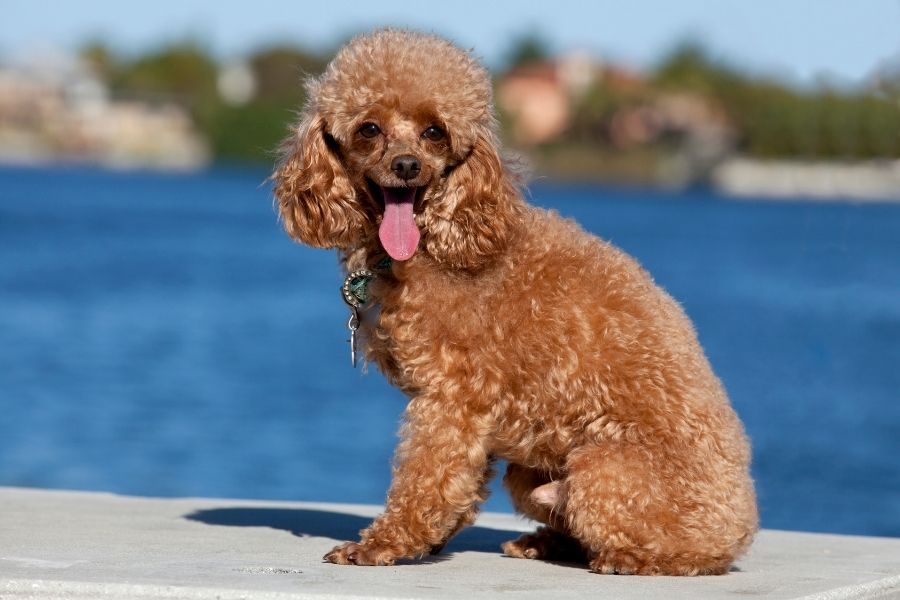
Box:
left=339, top=257, right=392, bottom=368
left=341, top=269, right=376, bottom=308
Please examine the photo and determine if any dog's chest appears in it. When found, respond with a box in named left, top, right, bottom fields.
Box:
left=364, top=262, right=602, bottom=465
left=366, top=268, right=501, bottom=381
left=379, top=277, right=488, bottom=347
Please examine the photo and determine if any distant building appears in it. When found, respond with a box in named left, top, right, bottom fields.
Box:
left=0, top=53, right=209, bottom=170
left=496, top=52, right=739, bottom=185
left=498, top=63, right=570, bottom=146
left=497, top=53, right=603, bottom=146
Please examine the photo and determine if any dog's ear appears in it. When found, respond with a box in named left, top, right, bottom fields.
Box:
left=273, top=111, right=367, bottom=248
left=425, top=131, right=522, bottom=270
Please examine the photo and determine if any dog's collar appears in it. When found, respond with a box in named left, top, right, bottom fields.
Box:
left=341, top=256, right=393, bottom=309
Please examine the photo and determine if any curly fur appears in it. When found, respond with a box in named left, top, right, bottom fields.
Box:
left=273, top=28, right=758, bottom=576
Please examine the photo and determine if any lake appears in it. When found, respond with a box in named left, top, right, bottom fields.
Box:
left=0, top=164, right=897, bottom=537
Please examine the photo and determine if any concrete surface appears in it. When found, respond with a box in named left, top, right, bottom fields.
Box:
left=1, top=487, right=898, bottom=600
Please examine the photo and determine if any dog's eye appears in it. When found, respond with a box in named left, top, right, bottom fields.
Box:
left=359, top=123, right=381, bottom=138
left=422, top=126, right=445, bottom=142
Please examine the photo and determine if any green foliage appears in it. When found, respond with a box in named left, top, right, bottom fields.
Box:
left=566, top=84, right=621, bottom=145
left=93, top=39, right=325, bottom=163
left=250, top=45, right=325, bottom=101
left=654, top=41, right=740, bottom=93
left=196, top=44, right=323, bottom=162
left=503, top=31, right=551, bottom=70
left=82, top=34, right=899, bottom=165
left=651, top=42, right=900, bottom=159
left=196, top=99, right=301, bottom=162
left=110, top=41, right=219, bottom=102
left=79, top=40, right=118, bottom=80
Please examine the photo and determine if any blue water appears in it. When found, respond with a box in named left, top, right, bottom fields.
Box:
left=1, top=165, right=898, bottom=537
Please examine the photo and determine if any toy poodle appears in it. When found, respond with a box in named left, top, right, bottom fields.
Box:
left=273, top=29, right=757, bottom=575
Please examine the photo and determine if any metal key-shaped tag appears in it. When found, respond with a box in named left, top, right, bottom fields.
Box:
left=341, top=268, right=374, bottom=369
left=347, top=308, right=360, bottom=368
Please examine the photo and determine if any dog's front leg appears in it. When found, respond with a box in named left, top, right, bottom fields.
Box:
left=324, top=394, right=491, bottom=566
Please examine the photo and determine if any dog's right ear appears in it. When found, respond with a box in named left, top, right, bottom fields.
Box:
left=273, top=111, right=366, bottom=248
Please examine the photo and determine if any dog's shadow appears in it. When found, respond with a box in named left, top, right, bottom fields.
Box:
left=184, top=507, right=740, bottom=573
left=184, top=506, right=524, bottom=556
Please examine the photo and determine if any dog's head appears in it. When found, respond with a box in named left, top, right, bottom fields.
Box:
left=274, top=29, right=521, bottom=270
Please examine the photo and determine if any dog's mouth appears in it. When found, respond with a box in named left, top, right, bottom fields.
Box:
left=367, top=180, right=424, bottom=261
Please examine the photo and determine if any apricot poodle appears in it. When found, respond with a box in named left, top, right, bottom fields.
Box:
left=273, top=29, right=757, bottom=575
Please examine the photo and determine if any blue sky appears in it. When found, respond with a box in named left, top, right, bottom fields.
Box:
left=4, top=0, right=899, bottom=84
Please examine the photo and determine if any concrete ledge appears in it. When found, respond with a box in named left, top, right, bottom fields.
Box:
left=1, top=487, right=898, bottom=599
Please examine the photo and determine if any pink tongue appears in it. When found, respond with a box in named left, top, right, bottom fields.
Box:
left=378, top=187, right=420, bottom=261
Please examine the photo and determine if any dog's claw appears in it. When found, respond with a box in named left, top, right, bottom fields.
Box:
left=324, top=541, right=396, bottom=566
left=324, top=542, right=359, bottom=564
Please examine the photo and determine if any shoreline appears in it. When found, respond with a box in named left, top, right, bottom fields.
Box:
left=2, top=156, right=899, bottom=203
left=711, top=157, right=900, bottom=203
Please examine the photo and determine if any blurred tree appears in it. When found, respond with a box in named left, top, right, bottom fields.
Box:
left=192, top=45, right=327, bottom=162
left=503, top=31, right=552, bottom=70
left=75, top=34, right=898, bottom=167
left=872, top=56, right=900, bottom=101
left=653, top=41, right=900, bottom=159
left=250, top=45, right=325, bottom=101
left=565, top=83, right=619, bottom=145
left=195, top=45, right=326, bottom=162
left=100, top=41, right=329, bottom=162
left=197, top=100, right=300, bottom=162
left=861, top=96, right=900, bottom=156
left=79, top=40, right=118, bottom=80
left=111, top=41, right=218, bottom=103
left=654, top=41, right=738, bottom=93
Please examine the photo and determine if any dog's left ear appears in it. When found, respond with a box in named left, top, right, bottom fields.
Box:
left=425, top=130, right=522, bottom=270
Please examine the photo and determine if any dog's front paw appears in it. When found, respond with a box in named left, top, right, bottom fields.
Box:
left=323, top=541, right=398, bottom=566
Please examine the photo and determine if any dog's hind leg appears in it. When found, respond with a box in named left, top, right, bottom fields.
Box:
left=502, top=463, right=564, bottom=527
left=500, top=463, right=585, bottom=562
left=563, top=441, right=747, bottom=575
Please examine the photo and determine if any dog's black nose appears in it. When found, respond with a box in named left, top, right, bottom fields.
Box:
left=391, top=155, right=421, bottom=181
